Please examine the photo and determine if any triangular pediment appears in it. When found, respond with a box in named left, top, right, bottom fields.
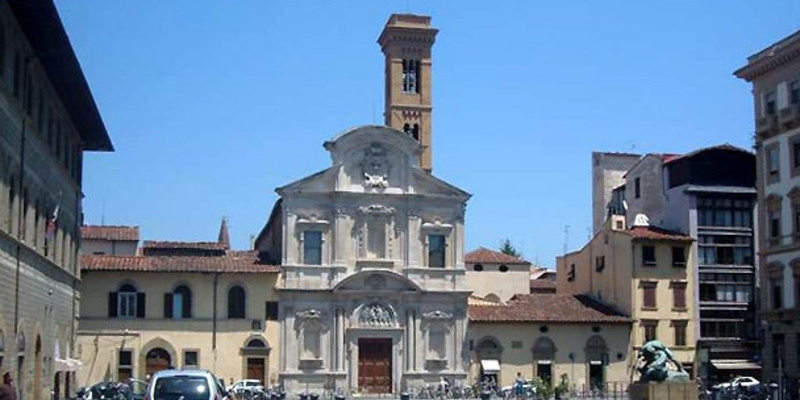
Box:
left=276, top=167, right=337, bottom=195
left=333, top=271, right=421, bottom=292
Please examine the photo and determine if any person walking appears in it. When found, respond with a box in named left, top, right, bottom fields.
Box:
left=514, top=373, right=525, bottom=400
left=0, top=371, right=18, bottom=400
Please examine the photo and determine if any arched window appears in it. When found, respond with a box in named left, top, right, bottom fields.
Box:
left=412, top=124, right=420, bottom=141
left=165, top=285, right=192, bottom=319
left=228, top=286, right=246, bottom=319
left=109, top=284, right=145, bottom=318
left=403, top=123, right=411, bottom=134
left=247, top=338, right=266, bottom=348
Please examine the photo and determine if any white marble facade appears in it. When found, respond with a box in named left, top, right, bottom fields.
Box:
left=271, top=125, right=471, bottom=394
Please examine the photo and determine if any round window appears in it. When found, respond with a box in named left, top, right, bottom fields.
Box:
left=499, top=265, right=509, bottom=272
left=473, top=264, right=484, bottom=271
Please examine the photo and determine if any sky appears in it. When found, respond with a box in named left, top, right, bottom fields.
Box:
left=55, top=1, right=799, bottom=268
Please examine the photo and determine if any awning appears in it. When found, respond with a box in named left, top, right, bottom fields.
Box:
left=710, top=360, right=761, bottom=370
left=536, top=360, right=552, bottom=365
left=480, top=359, right=501, bottom=373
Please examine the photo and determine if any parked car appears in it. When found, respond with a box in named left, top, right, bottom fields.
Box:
left=712, top=376, right=761, bottom=390
left=227, top=379, right=264, bottom=395
left=146, top=369, right=234, bottom=400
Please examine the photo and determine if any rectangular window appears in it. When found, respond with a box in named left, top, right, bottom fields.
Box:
left=402, top=59, right=420, bottom=94
left=567, top=264, right=576, bottom=282
left=642, top=245, right=656, bottom=266
left=183, top=350, right=199, bottom=368
left=791, top=81, right=800, bottom=105
left=792, top=136, right=800, bottom=173
left=118, top=292, right=137, bottom=318
left=770, top=211, right=781, bottom=245
left=634, top=177, right=641, bottom=199
left=772, top=280, right=783, bottom=309
left=673, top=321, right=687, bottom=347
left=303, top=230, right=322, bottom=265
left=118, top=350, right=133, bottom=382
left=672, top=282, right=687, bottom=309
left=595, top=256, right=605, bottom=272
left=765, top=91, right=777, bottom=115
left=794, top=204, right=800, bottom=241
left=767, top=144, right=780, bottom=181
left=642, top=321, right=658, bottom=344
left=265, top=301, right=279, bottom=321
left=428, top=234, right=446, bottom=268
left=642, top=282, right=657, bottom=309
left=671, top=246, right=686, bottom=267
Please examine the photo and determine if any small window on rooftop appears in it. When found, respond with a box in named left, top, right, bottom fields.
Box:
left=499, top=265, right=509, bottom=273
left=473, top=264, right=484, bottom=272
left=642, top=245, right=656, bottom=266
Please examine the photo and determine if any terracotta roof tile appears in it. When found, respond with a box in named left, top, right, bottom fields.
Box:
left=465, top=247, right=530, bottom=265
left=468, top=295, right=503, bottom=306
left=81, top=252, right=280, bottom=274
left=620, top=226, right=693, bottom=242
left=141, top=241, right=228, bottom=250
left=469, top=293, right=630, bottom=324
left=81, top=225, right=139, bottom=241
left=529, top=280, right=557, bottom=290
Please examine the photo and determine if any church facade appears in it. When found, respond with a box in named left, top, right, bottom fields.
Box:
left=253, top=15, right=472, bottom=394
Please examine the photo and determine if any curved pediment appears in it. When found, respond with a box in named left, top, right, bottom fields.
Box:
left=333, top=270, right=422, bottom=293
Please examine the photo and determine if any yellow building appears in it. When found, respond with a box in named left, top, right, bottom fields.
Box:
left=76, top=223, right=281, bottom=387
left=557, top=214, right=697, bottom=377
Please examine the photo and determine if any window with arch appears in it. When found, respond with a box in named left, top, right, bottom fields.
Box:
left=228, top=285, right=246, bottom=319
left=411, top=124, right=420, bottom=141
left=402, top=59, right=420, bottom=93
left=108, top=284, right=145, bottom=318
left=164, top=285, right=192, bottom=319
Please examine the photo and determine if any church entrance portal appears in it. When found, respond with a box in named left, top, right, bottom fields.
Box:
left=358, top=338, right=392, bottom=394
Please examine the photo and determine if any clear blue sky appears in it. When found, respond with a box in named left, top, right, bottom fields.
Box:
left=56, top=1, right=798, bottom=267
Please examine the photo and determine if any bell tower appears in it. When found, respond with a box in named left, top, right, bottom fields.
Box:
left=378, top=14, right=438, bottom=173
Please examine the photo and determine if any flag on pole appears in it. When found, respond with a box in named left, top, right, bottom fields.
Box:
left=46, top=205, right=59, bottom=240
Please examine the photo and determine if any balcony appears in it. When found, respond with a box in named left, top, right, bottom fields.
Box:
left=779, top=104, right=800, bottom=129
left=756, top=115, right=778, bottom=138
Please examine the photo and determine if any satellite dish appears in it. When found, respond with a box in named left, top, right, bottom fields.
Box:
left=633, top=214, right=650, bottom=227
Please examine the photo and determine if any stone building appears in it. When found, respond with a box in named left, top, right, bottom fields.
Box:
left=557, top=215, right=698, bottom=378
left=76, top=221, right=281, bottom=387
left=735, top=29, right=800, bottom=383
left=0, top=1, right=114, bottom=399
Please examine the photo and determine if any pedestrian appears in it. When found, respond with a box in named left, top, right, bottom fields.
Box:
left=0, top=371, right=17, bottom=400
left=514, top=372, right=525, bottom=400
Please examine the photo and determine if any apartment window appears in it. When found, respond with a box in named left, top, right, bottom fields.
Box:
left=164, top=285, right=192, bottom=319
left=302, top=230, right=322, bottom=265
left=772, top=279, right=783, bottom=310
left=698, top=273, right=753, bottom=303
left=766, top=144, right=781, bottom=183
left=118, top=350, right=133, bottom=382
left=595, top=256, right=605, bottom=272
left=428, top=234, right=446, bottom=268
left=672, top=282, right=687, bottom=309
left=673, top=321, right=687, bottom=347
left=227, top=285, right=246, bottom=319
left=108, top=284, right=145, bottom=319
left=765, top=91, right=777, bottom=115
left=183, top=350, right=199, bottom=368
left=642, top=245, right=656, bottom=266
left=634, top=177, right=641, bottom=199
left=701, top=320, right=752, bottom=339
left=642, top=320, right=658, bottom=344
left=642, top=282, right=657, bottom=309
left=265, top=301, right=279, bottom=321
left=698, top=235, right=753, bottom=266
left=697, top=197, right=754, bottom=228
left=769, top=210, right=782, bottom=247
left=402, top=59, right=420, bottom=94
left=791, top=137, right=800, bottom=178
left=672, top=247, right=686, bottom=267
left=791, top=81, right=800, bottom=105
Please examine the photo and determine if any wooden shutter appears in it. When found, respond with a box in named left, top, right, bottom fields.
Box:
left=644, top=285, right=656, bottom=308
left=674, top=285, right=686, bottom=309
left=136, top=293, right=146, bottom=318
left=183, top=290, right=192, bottom=318
left=164, top=293, right=173, bottom=318
left=108, top=292, right=118, bottom=318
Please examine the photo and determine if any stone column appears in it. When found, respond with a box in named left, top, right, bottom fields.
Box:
left=405, top=309, right=414, bottom=371
left=408, top=214, right=421, bottom=267
left=336, top=307, right=345, bottom=372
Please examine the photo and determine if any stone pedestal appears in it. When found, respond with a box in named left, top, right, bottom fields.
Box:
left=629, top=381, right=698, bottom=400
